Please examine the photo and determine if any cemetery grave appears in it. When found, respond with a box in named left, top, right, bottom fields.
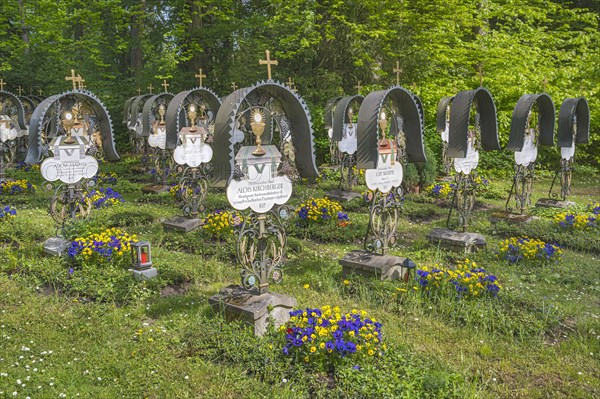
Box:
left=0, top=2, right=599, bottom=397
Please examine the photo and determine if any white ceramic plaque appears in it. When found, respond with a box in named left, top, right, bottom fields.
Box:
left=561, top=139, right=575, bottom=160
left=365, top=151, right=403, bottom=193
left=441, top=124, right=449, bottom=143
left=327, top=128, right=333, bottom=139
left=173, top=128, right=213, bottom=167
left=227, top=163, right=293, bottom=213
left=41, top=156, right=98, bottom=184
left=338, top=124, right=357, bottom=154
left=148, top=125, right=167, bottom=149
left=514, top=130, right=538, bottom=166
left=454, top=138, right=479, bottom=174
left=0, top=117, right=18, bottom=142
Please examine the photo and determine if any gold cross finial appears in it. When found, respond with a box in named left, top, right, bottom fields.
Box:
left=286, top=77, right=296, bottom=92
left=231, top=82, right=238, bottom=91
left=147, top=83, right=154, bottom=94
left=195, top=68, right=207, bottom=87
left=542, top=78, right=548, bottom=93
left=355, top=81, right=362, bottom=94
left=475, top=62, right=484, bottom=87
left=259, top=50, right=278, bottom=80
left=65, top=69, right=79, bottom=90
left=38, top=88, right=43, bottom=96
left=17, top=86, right=23, bottom=96
left=393, top=61, right=403, bottom=86
left=0, top=78, right=6, bottom=91
left=161, top=79, right=169, bottom=93
left=137, top=87, right=142, bottom=96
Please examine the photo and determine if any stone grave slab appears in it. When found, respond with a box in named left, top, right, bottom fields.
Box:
left=209, top=285, right=297, bottom=336
left=141, top=184, right=170, bottom=194
left=427, top=228, right=486, bottom=253
left=162, top=216, right=203, bottom=232
left=489, top=212, right=538, bottom=225
left=339, top=250, right=415, bottom=282
left=535, top=198, right=575, bottom=209
left=325, top=189, right=362, bottom=203
left=43, top=237, right=70, bottom=257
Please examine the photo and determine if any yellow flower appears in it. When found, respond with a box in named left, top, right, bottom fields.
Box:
left=310, top=346, right=316, bottom=353
left=304, top=284, right=310, bottom=289
left=343, top=279, right=350, bottom=285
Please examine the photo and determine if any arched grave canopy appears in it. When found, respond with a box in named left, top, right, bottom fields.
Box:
left=128, top=94, right=153, bottom=127
left=212, top=81, right=318, bottom=185
left=123, top=96, right=137, bottom=124
left=324, top=97, right=342, bottom=131
left=507, top=94, right=555, bottom=151
left=141, top=93, right=174, bottom=137
left=557, top=97, right=589, bottom=148
left=332, top=95, right=363, bottom=141
left=165, top=87, right=221, bottom=149
left=447, top=88, right=500, bottom=158
left=356, top=86, right=426, bottom=169
left=436, top=96, right=454, bottom=133
left=0, top=91, right=27, bottom=130
left=25, top=90, right=119, bottom=163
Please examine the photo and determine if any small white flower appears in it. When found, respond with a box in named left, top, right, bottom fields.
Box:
left=184, top=376, right=189, bottom=380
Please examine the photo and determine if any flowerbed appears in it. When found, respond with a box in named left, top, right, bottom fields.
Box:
left=424, top=182, right=455, bottom=199
left=279, top=306, right=385, bottom=371
left=202, top=210, right=241, bottom=240
left=85, top=188, right=124, bottom=209
left=67, top=227, right=137, bottom=267
left=554, top=211, right=597, bottom=229
left=0, top=205, right=16, bottom=221
left=415, top=259, right=501, bottom=298
left=296, top=197, right=350, bottom=227
left=498, top=236, right=562, bottom=264
left=0, top=179, right=36, bottom=195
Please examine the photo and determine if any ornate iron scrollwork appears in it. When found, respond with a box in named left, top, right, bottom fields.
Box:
left=441, top=141, right=452, bottom=175
left=446, top=172, right=477, bottom=231
left=176, top=164, right=211, bottom=218
left=364, top=187, right=403, bottom=255
left=45, top=180, right=92, bottom=226
left=506, top=162, right=535, bottom=214
left=548, top=158, right=572, bottom=201
left=151, top=148, right=174, bottom=184
left=236, top=207, right=289, bottom=295
left=339, top=153, right=357, bottom=191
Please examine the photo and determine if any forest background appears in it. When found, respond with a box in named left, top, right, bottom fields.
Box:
left=0, top=0, right=598, bottom=170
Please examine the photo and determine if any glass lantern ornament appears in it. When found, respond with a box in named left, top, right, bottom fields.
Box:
left=131, top=241, right=152, bottom=270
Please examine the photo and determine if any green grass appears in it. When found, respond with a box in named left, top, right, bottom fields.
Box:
left=0, top=158, right=599, bottom=398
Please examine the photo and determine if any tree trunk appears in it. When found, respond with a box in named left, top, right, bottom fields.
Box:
left=130, top=0, right=146, bottom=75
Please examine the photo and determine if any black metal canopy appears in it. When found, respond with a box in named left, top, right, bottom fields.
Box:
left=128, top=94, right=153, bottom=127
left=122, top=95, right=137, bottom=125
left=25, top=90, right=119, bottom=163
left=324, top=97, right=342, bottom=130
left=507, top=94, right=555, bottom=151
left=356, top=86, right=426, bottom=169
left=141, top=93, right=174, bottom=137
left=436, top=96, right=454, bottom=133
left=331, top=95, right=363, bottom=142
left=557, top=97, right=590, bottom=148
left=212, top=81, right=319, bottom=185
left=447, top=87, right=500, bottom=158
left=165, top=87, right=221, bottom=149
left=0, top=90, right=27, bottom=130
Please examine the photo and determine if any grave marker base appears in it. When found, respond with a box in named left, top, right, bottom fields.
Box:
left=339, top=250, right=415, bottom=282
left=141, top=184, right=170, bottom=194
left=209, top=285, right=297, bottom=337
left=43, top=237, right=70, bottom=257
left=162, top=216, right=202, bottom=232
left=129, top=267, right=158, bottom=281
left=326, top=190, right=362, bottom=203
left=426, top=228, right=486, bottom=253
left=489, top=212, right=538, bottom=225
left=535, top=198, right=575, bottom=209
